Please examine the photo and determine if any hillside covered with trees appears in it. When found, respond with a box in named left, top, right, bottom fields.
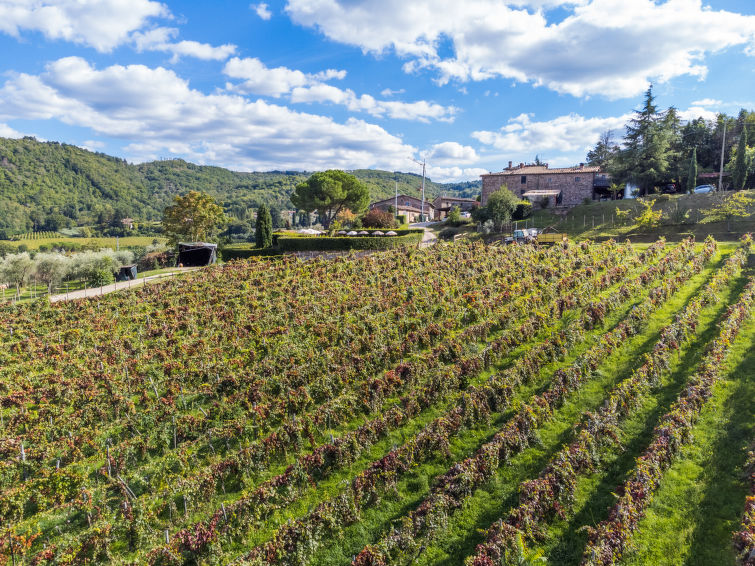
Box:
left=0, top=137, right=479, bottom=236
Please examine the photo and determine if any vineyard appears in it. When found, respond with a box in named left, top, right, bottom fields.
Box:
left=1, top=238, right=754, bottom=566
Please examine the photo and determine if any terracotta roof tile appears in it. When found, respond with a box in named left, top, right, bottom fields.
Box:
left=483, top=165, right=600, bottom=176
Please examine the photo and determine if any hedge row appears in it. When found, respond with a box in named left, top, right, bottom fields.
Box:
left=276, top=230, right=424, bottom=252
left=220, top=245, right=282, bottom=261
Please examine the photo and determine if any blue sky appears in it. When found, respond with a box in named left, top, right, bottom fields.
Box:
left=0, top=0, right=754, bottom=182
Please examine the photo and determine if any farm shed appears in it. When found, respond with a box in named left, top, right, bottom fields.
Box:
left=177, top=242, right=217, bottom=267
left=116, top=264, right=137, bottom=281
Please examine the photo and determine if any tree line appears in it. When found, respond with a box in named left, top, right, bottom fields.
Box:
left=0, top=137, right=479, bottom=238
left=587, top=87, right=754, bottom=194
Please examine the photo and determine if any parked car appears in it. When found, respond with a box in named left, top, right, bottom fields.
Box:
left=693, top=184, right=715, bottom=194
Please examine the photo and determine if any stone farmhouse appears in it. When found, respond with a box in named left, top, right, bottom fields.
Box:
left=370, top=194, right=479, bottom=222
left=432, top=196, right=479, bottom=219
left=481, top=162, right=612, bottom=208
left=369, top=194, right=433, bottom=222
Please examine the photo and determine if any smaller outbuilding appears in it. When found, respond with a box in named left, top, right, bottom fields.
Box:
left=116, top=264, right=138, bottom=282
left=177, top=242, right=217, bottom=267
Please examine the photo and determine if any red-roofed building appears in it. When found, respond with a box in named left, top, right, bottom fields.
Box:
left=481, top=162, right=610, bottom=208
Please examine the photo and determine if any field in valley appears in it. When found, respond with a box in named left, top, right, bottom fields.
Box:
left=1, top=239, right=754, bottom=565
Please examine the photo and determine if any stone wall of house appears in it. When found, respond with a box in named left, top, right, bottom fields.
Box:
left=482, top=171, right=595, bottom=207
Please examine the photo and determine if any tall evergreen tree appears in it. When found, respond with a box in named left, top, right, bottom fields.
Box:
left=255, top=204, right=273, bottom=249
left=733, top=126, right=749, bottom=190
left=687, top=147, right=698, bottom=194
left=586, top=130, right=619, bottom=169
left=618, top=86, right=671, bottom=195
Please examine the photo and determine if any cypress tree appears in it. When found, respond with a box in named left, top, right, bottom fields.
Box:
left=733, top=126, right=748, bottom=190
left=255, top=204, right=273, bottom=248
left=687, top=147, right=697, bottom=194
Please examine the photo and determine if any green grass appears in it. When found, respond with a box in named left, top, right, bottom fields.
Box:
left=620, top=302, right=755, bottom=566
left=1, top=267, right=185, bottom=305
left=535, top=268, right=746, bottom=565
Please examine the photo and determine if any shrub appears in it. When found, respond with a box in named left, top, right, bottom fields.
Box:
left=362, top=209, right=398, bottom=229
left=138, top=251, right=173, bottom=272
left=513, top=201, right=533, bottom=220
left=447, top=206, right=461, bottom=224
left=221, top=245, right=283, bottom=261
left=439, top=227, right=459, bottom=240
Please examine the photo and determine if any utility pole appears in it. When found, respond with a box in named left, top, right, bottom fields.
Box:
left=718, top=121, right=727, bottom=192
left=410, top=157, right=427, bottom=221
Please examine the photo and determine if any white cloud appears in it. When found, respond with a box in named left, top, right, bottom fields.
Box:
left=0, top=57, right=417, bottom=172
left=380, top=88, right=405, bottom=97
left=0, top=0, right=168, bottom=51
left=690, top=98, right=722, bottom=107
left=0, top=123, right=23, bottom=138
left=472, top=112, right=629, bottom=154
left=425, top=166, right=488, bottom=183
left=81, top=139, right=106, bottom=151
left=426, top=141, right=478, bottom=164
left=285, top=0, right=755, bottom=98
left=679, top=106, right=719, bottom=121
left=252, top=2, right=272, bottom=20
left=291, top=84, right=457, bottom=122
left=223, top=56, right=346, bottom=97
left=132, top=27, right=236, bottom=61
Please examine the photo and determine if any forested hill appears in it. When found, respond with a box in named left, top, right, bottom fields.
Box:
left=0, top=136, right=480, bottom=235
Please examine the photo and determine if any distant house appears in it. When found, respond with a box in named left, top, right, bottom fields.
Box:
left=121, top=218, right=135, bottom=229
left=370, top=194, right=435, bottom=222
left=432, top=196, right=479, bottom=219
left=481, top=162, right=607, bottom=208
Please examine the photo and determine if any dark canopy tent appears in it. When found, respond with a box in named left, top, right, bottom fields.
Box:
left=116, top=264, right=137, bottom=281
left=177, top=243, right=217, bottom=267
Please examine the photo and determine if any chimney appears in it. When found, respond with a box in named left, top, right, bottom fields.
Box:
left=508, top=161, right=512, bottom=169
left=579, top=163, right=584, bottom=169
left=519, top=163, right=524, bottom=169
left=545, top=163, right=548, bottom=169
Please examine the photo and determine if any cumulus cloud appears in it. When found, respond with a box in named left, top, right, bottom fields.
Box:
left=223, top=56, right=347, bottom=97
left=472, top=112, right=630, bottom=154
left=291, top=84, right=457, bottom=122
left=678, top=106, right=719, bottom=121
left=0, top=123, right=23, bottom=138
left=426, top=166, right=488, bottom=183
left=0, top=0, right=168, bottom=51
left=132, top=27, right=236, bottom=61
left=0, top=57, right=418, bottom=171
left=252, top=2, right=272, bottom=20
left=690, top=98, right=722, bottom=107
left=285, top=0, right=755, bottom=98
left=426, top=141, right=478, bottom=164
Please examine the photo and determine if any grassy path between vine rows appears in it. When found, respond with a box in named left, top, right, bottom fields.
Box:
left=411, top=246, right=738, bottom=566
left=531, top=265, right=747, bottom=565
left=303, top=245, right=732, bottom=566
left=619, top=305, right=755, bottom=566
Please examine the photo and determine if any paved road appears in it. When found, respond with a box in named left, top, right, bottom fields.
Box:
left=49, top=269, right=196, bottom=303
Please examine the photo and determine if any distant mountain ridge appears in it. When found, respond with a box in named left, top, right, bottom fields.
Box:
left=0, top=137, right=480, bottom=235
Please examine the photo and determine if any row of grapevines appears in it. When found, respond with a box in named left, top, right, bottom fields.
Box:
left=581, top=275, right=755, bottom=564
left=467, top=238, right=749, bottom=565
left=234, top=240, right=703, bottom=565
